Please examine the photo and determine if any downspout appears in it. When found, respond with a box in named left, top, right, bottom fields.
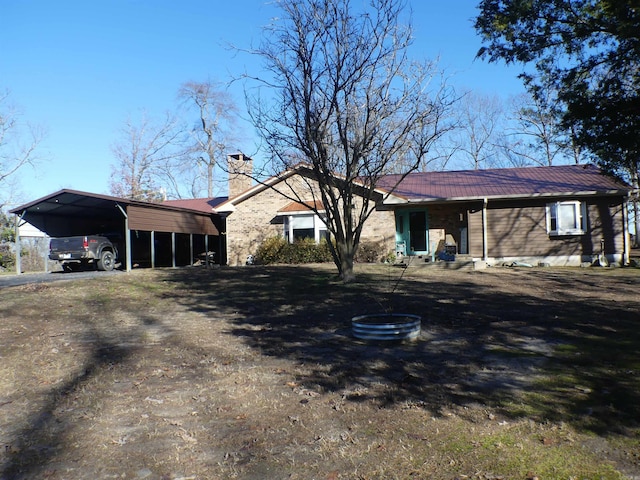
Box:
left=115, top=204, right=132, bottom=272
left=482, top=198, right=488, bottom=262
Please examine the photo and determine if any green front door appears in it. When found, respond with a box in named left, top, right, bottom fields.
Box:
left=395, top=209, right=428, bottom=255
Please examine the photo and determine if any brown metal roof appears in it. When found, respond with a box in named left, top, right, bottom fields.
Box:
left=9, top=189, right=220, bottom=237
left=378, top=164, right=629, bottom=201
left=278, top=200, right=324, bottom=213
left=162, top=197, right=227, bottom=214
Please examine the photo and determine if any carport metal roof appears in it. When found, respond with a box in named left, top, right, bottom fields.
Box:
left=11, top=189, right=130, bottom=229
left=9, top=189, right=220, bottom=237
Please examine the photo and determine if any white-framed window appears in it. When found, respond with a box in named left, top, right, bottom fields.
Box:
left=284, top=213, right=328, bottom=243
left=546, top=201, right=587, bottom=236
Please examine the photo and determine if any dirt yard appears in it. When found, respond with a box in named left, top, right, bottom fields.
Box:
left=1, top=264, right=639, bottom=480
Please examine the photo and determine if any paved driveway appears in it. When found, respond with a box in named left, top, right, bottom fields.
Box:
left=0, top=269, right=123, bottom=288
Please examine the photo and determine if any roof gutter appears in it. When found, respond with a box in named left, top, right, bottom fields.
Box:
left=382, top=189, right=630, bottom=205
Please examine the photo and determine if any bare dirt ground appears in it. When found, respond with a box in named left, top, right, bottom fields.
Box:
left=1, top=263, right=639, bottom=480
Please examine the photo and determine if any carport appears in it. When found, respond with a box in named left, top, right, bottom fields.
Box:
left=9, top=189, right=222, bottom=273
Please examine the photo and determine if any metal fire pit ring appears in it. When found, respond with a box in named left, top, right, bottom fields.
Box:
left=351, top=313, right=421, bottom=341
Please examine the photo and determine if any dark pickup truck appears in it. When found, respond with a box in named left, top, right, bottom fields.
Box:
left=49, top=235, right=118, bottom=272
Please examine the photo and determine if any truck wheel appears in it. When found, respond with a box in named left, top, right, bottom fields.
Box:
left=97, top=251, right=115, bottom=271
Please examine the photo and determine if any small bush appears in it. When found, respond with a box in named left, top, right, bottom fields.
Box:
left=254, top=236, right=287, bottom=265
left=315, top=239, right=334, bottom=263
left=0, top=243, right=15, bottom=270
left=354, top=240, right=392, bottom=263
left=254, top=236, right=333, bottom=265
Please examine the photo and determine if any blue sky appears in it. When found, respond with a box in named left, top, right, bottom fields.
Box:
left=1, top=1, right=526, bottom=204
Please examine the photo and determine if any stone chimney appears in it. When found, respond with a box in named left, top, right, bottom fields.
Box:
left=227, top=153, right=253, bottom=199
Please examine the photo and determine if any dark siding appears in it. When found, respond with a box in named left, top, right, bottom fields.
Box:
left=484, top=197, right=625, bottom=258
left=486, top=201, right=548, bottom=257
left=586, top=197, right=625, bottom=255
left=467, top=207, right=484, bottom=257
left=128, top=206, right=218, bottom=235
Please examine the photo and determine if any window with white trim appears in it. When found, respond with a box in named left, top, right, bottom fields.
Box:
left=546, top=201, right=587, bottom=235
left=284, top=213, right=328, bottom=243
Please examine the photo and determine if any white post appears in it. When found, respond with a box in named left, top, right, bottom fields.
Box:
left=115, top=204, right=131, bottom=272
left=623, top=199, right=630, bottom=265
left=190, top=234, right=194, bottom=266
left=151, top=231, right=156, bottom=269
left=171, top=232, right=176, bottom=268
left=14, top=212, right=23, bottom=275
left=44, top=236, right=49, bottom=273
left=482, top=198, right=488, bottom=262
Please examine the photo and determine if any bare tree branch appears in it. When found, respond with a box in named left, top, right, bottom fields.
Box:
left=245, top=0, right=454, bottom=281
left=444, top=92, right=505, bottom=170
left=178, top=80, right=240, bottom=198
left=0, top=90, right=46, bottom=207
left=109, top=111, right=185, bottom=201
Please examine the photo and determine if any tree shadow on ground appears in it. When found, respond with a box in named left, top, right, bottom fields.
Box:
left=1, top=340, right=133, bottom=480
left=167, top=265, right=640, bottom=437
left=0, top=291, right=172, bottom=480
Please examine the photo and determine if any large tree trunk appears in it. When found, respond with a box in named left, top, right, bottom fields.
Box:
left=339, top=251, right=356, bottom=283
left=334, top=235, right=357, bottom=282
left=207, top=161, right=214, bottom=198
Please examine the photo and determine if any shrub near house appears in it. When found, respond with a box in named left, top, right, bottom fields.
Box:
left=254, top=236, right=392, bottom=265
left=254, top=237, right=333, bottom=265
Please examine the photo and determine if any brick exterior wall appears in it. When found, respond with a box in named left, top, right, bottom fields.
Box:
left=226, top=180, right=297, bottom=266
left=225, top=173, right=396, bottom=265
left=227, top=153, right=253, bottom=199
left=358, top=208, right=396, bottom=260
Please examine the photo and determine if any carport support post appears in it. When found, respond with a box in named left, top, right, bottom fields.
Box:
left=190, top=234, right=193, bottom=266
left=43, top=236, right=49, bottom=273
left=150, top=231, right=155, bottom=269
left=115, top=204, right=132, bottom=272
left=171, top=232, right=176, bottom=268
left=14, top=211, right=25, bottom=275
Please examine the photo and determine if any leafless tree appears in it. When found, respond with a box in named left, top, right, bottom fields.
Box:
left=0, top=90, right=46, bottom=208
left=178, top=81, right=240, bottom=198
left=492, top=131, right=532, bottom=168
left=246, top=0, right=453, bottom=282
left=110, top=111, right=184, bottom=201
left=445, top=92, right=504, bottom=170
left=503, top=87, right=582, bottom=167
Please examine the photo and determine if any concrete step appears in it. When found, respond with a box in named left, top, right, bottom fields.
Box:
left=395, top=255, right=476, bottom=271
